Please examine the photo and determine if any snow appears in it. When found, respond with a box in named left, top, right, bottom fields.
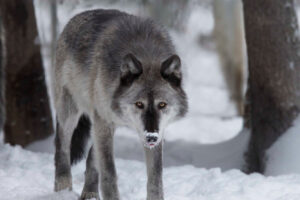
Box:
left=27, top=127, right=249, bottom=170
left=265, top=116, right=300, bottom=176
left=145, top=132, right=159, bottom=138
left=3, top=142, right=300, bottom=200
left=289, top=61, right=295, bottom=70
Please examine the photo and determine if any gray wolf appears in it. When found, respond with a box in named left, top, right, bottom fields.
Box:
left=53, top=9, right=187, bottom=200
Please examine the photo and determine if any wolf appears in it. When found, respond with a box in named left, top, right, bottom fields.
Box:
left=53, top=9, right=187, bottom=200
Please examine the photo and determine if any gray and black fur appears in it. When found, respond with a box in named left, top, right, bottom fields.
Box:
left=53, top=9, right=187, bottom=200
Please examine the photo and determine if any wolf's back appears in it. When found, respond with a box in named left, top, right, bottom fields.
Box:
left=57, top=9, right=127, bottom=66
left=56, top=9, right=174, bottom=73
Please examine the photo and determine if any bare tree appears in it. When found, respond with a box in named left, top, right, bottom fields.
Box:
left=243, top=0, right=300, bottom=173
left=0, top=0, right=53, bottom=146
left=0, top=16, right=4, bottom=133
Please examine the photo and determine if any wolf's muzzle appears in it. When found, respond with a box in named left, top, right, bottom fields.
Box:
left=144, top=132, right=159, bottom=148
left=143, top=105, right=159, bottom=133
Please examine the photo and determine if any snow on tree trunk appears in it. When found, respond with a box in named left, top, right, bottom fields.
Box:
left=0, top=0, right=53, bottom=146
left=243, top=0, right=300, bottom=173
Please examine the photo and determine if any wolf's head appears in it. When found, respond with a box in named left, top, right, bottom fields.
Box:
left=112, top=53, right=187, bottom=149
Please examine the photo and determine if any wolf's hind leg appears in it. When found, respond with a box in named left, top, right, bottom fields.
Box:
left=54, top=120, right=75, bottom=191
left=144, top=143, right=164, bottom=200
left=54, top=88, right=80, bottom=191
left=80, top=146, right=100, bottom=200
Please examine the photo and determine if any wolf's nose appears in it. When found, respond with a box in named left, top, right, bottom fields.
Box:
left=146, top=136, right=158, bottom=143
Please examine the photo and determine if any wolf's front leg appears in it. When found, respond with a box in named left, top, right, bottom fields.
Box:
left=144, top=143, right=164, bottom=200
left=81, top=147, right=100, bottom=200
left=93, top=112, right=119, bottom=200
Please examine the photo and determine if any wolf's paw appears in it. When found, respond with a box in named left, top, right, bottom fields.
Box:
left=55, top=176, right=72, bottom=191
left=80, top=192, right=100, bottom=200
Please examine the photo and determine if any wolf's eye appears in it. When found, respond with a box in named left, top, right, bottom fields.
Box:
left=135, top=101, right=144, bottom=109
left=158, top=102, right=167, bottom=109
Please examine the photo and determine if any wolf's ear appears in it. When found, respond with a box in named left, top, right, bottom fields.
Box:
left=120, top=54, right=143, bottom=86
left=121, top=53, right=143, bottom=78
left=161, top=55, right=181, bottom=87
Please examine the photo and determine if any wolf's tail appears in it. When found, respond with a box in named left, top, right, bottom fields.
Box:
left=70, top=114, right=91, bottom=165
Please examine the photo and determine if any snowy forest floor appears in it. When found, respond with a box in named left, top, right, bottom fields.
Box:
left=2, top=142, right=300, bottom=200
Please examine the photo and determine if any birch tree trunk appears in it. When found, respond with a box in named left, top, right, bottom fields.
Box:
left=213, top=0, right=247, bottom=116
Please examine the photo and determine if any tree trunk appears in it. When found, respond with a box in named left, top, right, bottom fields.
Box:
left=0, top=0, right=53, bottom=146
left=243, top=0, right=300, bottom=173
left=0, top=16, right=4, bottom=133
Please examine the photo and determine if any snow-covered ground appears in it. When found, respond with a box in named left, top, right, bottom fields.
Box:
left=265, top=116, right=300, bottom=176
left=3, top=142, right=300, bottom=200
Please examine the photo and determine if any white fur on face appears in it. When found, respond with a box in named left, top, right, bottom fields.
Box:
left=159, top=107, right=177, bottom=132
left=118, top=103, right=144, bottom=131
left=118, top=100, right=178, bottom=150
